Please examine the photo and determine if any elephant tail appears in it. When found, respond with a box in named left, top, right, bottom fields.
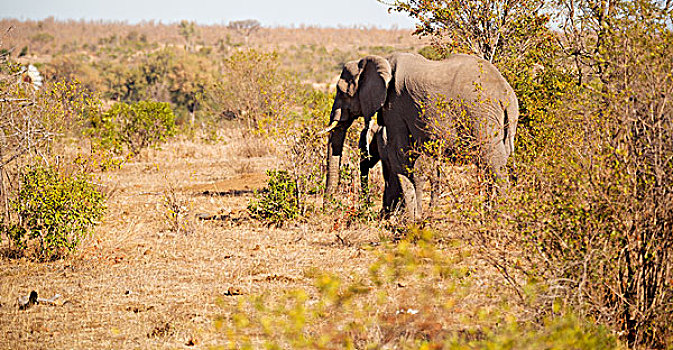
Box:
left=501, top=98, right=518, bottom=157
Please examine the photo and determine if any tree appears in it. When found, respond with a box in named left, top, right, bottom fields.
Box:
left=204, top=49, right=297, bottom=132
left=552, top=0, right=673, bottom=345
left=386, top=0, right=546, bottom=62
left=1, top=53, right=104, bottom=258
left=165, top=51, right=212, bottom=126
left=178, top=20, right=198, bottom=52
left=227, top=19, right=261, bottom=45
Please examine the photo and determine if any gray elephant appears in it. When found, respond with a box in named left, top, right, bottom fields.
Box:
left=324, top=53, right=519, bottom=219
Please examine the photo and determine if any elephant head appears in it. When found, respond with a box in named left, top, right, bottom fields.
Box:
left=324, top=56, right=392, bottom=195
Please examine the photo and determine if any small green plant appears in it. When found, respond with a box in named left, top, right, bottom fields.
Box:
left=2, top=165, right=106, bottom=260
left=87, top=100, right=177, bottom=156
left=248, top=170, right=301, bottom=225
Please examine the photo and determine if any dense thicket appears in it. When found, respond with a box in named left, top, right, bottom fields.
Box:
left=391, top=0, right=673, bottom=346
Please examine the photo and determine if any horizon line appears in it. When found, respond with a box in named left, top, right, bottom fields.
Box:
left=0, top=15, right=417, bottom=30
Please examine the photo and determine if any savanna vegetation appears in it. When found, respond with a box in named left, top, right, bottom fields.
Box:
left=1, top=0, right=671, bottom=347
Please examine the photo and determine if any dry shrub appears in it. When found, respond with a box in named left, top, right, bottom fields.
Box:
left=219, top=231, right=620, bottom=349
left=233, top=160, right=255, bottom=175
left=246, top=89, right=378, bottom=227
left=234, top=135, right=272, bottom=159
left=394, top=0, right=673, bottom=347
left=468, top=4, right=673, bottom=348
left=160, top=179, right=194, bottom=234
left=280, top=91, right=334, bottom=204
left=295, top=93, right=377, bottom=226
left=203, top=49, right=299, bottom=133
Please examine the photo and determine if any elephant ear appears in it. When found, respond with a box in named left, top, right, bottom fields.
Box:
left=337, top=61, right=360, bottom=97
left=357, top=56, right=392, bottom=119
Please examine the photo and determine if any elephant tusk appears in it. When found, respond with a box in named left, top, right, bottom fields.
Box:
left=318, top=121, right=339, bottom=135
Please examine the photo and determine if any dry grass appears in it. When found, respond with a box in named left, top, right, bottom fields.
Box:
left=0, top=129, right=518, bottom=349
left=0, top=131, right=373, bottom=348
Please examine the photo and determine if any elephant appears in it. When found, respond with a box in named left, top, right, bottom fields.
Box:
left=324, top=52, right=519, bottom=219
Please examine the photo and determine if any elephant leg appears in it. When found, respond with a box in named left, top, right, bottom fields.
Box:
left=359, top=127, right=380, bottom=195
left=413, top=174, right=424, bottom=218
left=429, top=168, right=440, bottom=209
left=398, top=173, right=420, bottom=220
left=483, top=141, right=510, bottom=204
left=382, top=166, right=403, bottom=216
left=409, top=156, right=426, bottom=217
left=359, top=126, right=370, bottom=191
left=382, top=183, right=404, bottom=217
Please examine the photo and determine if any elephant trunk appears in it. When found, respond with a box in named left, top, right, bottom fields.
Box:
left=325, top=120, right=351, bottom=196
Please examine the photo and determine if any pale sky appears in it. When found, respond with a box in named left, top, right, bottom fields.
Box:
left=0, top=0, right=417, bottom=28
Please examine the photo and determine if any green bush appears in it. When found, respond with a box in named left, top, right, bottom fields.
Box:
left=247, top=170, right=301, bottom=225
left=460, top=314, right=621, bottom=350
left=88, top=100, right=176, bottom=155
left=418, top=45, right=445, bottom=61
left=2, top=165, right=106, bottom=260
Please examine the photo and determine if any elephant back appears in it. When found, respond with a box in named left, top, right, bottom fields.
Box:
left=389, top=53, right=513, bottom=105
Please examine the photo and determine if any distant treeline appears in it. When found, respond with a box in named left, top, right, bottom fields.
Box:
left=0, top=17, right=425, bottom=57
